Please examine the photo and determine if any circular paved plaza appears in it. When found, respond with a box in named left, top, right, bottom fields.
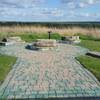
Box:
left=0, top=43, right=100, bottom=99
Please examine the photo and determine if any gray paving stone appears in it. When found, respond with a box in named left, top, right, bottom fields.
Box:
left=0, top=43, right=100, bottom=99
left=36, top=94, right=45, bottom=98
left=29, top=94, right=36, bottom=98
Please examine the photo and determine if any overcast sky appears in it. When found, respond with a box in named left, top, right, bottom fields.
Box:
left=0, top=0, right=100, bottom=22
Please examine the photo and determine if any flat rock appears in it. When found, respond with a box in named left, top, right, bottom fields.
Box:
left=0, top=41, right=15, bottom=46
left=8, top=36, right=25, bottom=43
left=61, top=36, right=81, bottom=44
left=86, top=51, right=100, bottom=58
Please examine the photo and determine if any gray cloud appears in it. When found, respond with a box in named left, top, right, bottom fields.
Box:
left=0, top=0, right=100, bottom=21
left=0, top=0, right=46, bottom=8
left=60, top=0, right=100, bottom=9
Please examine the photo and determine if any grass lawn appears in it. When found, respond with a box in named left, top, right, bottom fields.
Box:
left=79, top=40, right=100, bottom=52
left=77, top=34, right=100, bottom=81
left=0, top=54, right=17, bottom=84
left=19, top=33, right=61, bottom=42
left=77, top=55, right=100, bottom=81
left=78, top=34, right=100, bottom=52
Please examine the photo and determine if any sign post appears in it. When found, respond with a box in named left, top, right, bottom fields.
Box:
left=48, top=31, right=52, bottom=39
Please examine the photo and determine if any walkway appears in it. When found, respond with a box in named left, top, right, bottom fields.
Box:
left=0, top=43, right=100, bottom=99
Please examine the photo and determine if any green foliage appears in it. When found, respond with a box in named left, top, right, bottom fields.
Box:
left=50, top=33, right=61, bottom=40
left=0, top=55, right=17, bottom=84
left=77, top=55, right=100, bottom=81
left=19, top=33, right=61, bottom=42
left=0, top=32, right=61, bottom=42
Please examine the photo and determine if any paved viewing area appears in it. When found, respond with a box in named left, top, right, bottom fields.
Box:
left=0, top=43, right=100, bottom=99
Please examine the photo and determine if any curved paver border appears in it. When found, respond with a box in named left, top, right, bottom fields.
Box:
left=0, top=59, right=21, bottom=98
left=75, top=59, right=100, bottom=86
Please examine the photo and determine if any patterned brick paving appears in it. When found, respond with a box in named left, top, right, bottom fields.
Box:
left=0, top=43, right=100, bottom=99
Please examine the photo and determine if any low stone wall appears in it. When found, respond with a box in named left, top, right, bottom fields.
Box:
left=0, top=36, right=25, bottom=46
left=61, top=36, right=81, bottom=44
left=34, top=39, right=57, bottom=47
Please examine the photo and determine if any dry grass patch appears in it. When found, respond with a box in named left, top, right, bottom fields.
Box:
left=0, top=26, right=100, bottom=38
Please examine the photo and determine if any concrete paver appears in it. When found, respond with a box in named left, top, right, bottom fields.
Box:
left=0, top=43, right=100, bottom=99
